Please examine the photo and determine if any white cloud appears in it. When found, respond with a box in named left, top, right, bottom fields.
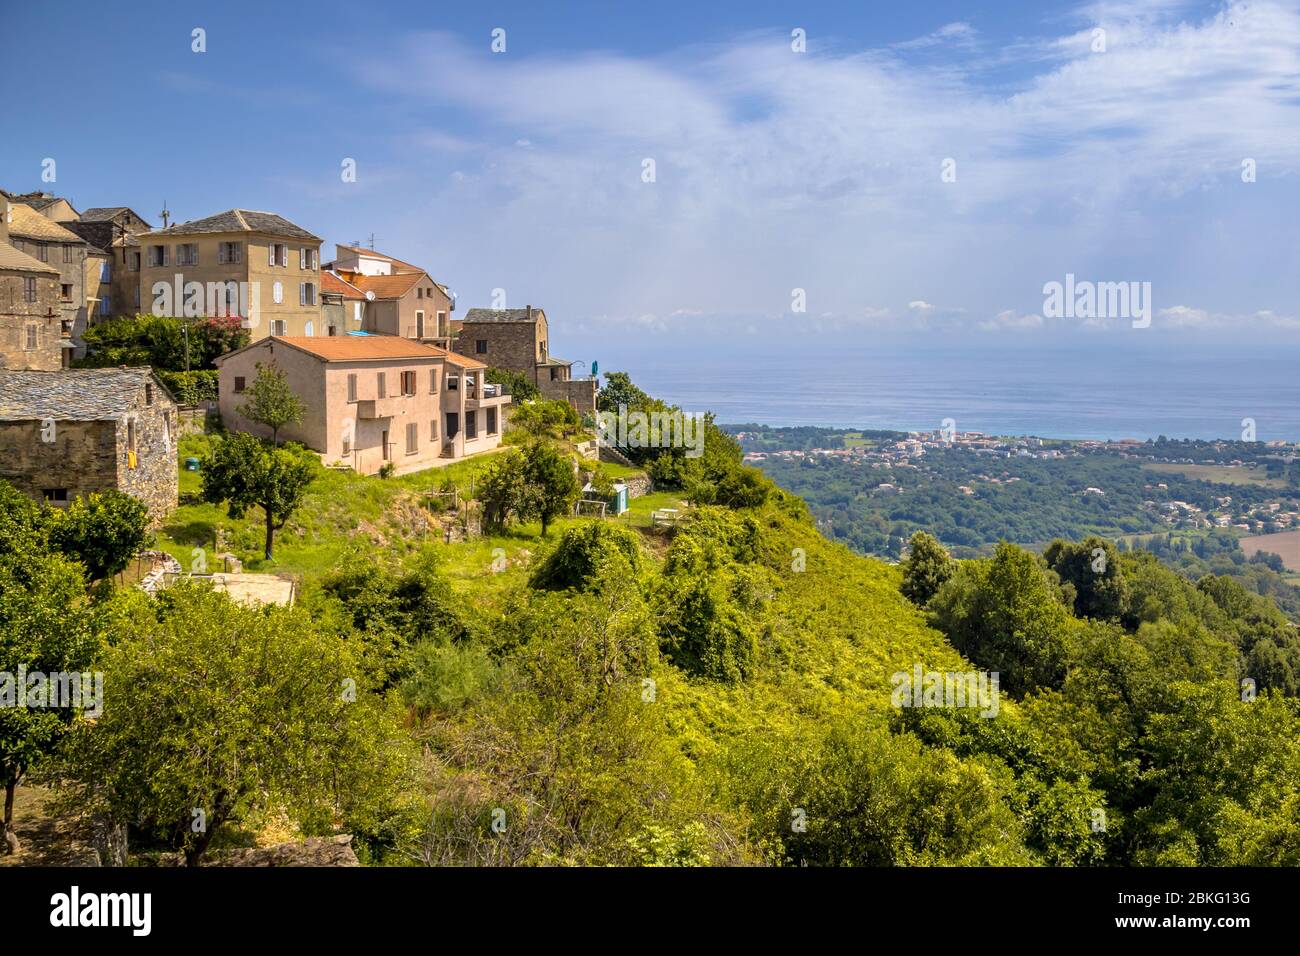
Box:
left=346, top=2, right=1300, bottom=340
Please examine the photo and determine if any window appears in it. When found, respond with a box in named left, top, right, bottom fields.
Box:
left=416, top=287, right=423, bottom=299
left=415, top=310, right=425, bottom=338
left=429, top=419, right=438, bottom=442
left=405, top=422, right=418, bottom=455
left=550, top=367, right=559, bottom=381
left=298, top=247, right=318, bottom=270
left=134, top=286, right=141, bottom=307
left=429, top=369, right=438, bottom=393
left=63, top=245, right=75, bottom=264
left=475, top=339, right=488, bottom=354
left=100, top=261, right=111, bottom=281
left=61, top=284, right=73, bottom=302
left=148, top=244, right=168, bottom=267
left=218, top=241, right=242, bottom=264
left=100, top=297, right=111, bottom=317
left=269, top=319, right=287, bottom=336
left=378, top=373, right=386, bottom=399
left=487, top=407, right=498, bottom=435
left=347, top=373, right=357, bottom=402
left=270, top=242, right=287, bottom=267
left=304, top=320, right=314, bottom=337
left=465, top=411, right=477, bottom=440
left=126, top=418, right=137, bottom=456
left=300, top=282, right=316, bottom=306
left=42, top=489, right=69, bottom=504
left=353, top=302, right=361, bottom=323
left=447, top=375, right=459, bottom=391
left=540, top=340, right=547, bottom=360
left=23, top=277, right=36, bottom=303
left=233, top=376, right=247, bottom=393
left=402, top=371, right=416, bottom=396
left=273, top=281, right=283, bottom=304
left=145, top=384, right=153, bottom=406
left=36, top=243, right=48, bottom=262
left=25, top=324, right=37, bottom=350
left=176, top=243, right=198, bottom=266
left=437, top=310, right=447, bottom=335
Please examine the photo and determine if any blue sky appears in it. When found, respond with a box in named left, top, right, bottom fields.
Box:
left=4, top=0, right=1298, bottom=366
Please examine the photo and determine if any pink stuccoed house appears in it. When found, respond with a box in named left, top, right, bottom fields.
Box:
left=214, top=335, right=509, bottom=475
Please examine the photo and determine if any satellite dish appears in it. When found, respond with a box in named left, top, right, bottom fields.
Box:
left=365, top=291, right=376, bottom=301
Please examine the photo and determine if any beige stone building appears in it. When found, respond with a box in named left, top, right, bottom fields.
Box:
left=325, top=244, right=455, bottom=348
left=0, top=195, right=63, bottom=370
left=5, top=191, right=80, bottom=223
left=215, top=335, right=509, bottom=476
left=0, top=367, right=179, bottom=525
left=6, top=203, right=88, bottom=355
left=63, top=207, right=153, bottom=321
left=135, top=209, right=323, bottom=337
left=455, top=305, right=597, bottom=414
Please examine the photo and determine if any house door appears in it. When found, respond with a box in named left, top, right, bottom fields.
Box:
left=381, top=429, right=390, bottom=460
left=416, top=311, right=425, bottom=338
left=445, top=413, right=458, bottom=439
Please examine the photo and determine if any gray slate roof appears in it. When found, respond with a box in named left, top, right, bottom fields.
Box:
left=0, top=368, right=159, bottom=420
left=462, top=308, right=544, bottom=323
left=143, top=208, right=320, bottom=242
left=80, top=207, right=149, bottom=225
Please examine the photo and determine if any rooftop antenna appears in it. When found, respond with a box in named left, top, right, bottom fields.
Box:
left=367, top=232, right=376, bottom=250
left=159, top=201, right=171, bottom=228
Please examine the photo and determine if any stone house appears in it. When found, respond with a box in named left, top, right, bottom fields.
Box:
left=6, top=203, right=88, bottom=355
left=0, top=195, right=63, bottom=370
left=63, top=207, right=153, bottom=321
left=3, top=191, right=80, bottom=223
left=324, top=244, right=455, bottom=348
left=135, top=209, right=323, bottom=338
left=0, top=367, right=179, bottom=525
left=214, top=335, right=509, bottom=476
left=454, top=305, right=597, bottom=415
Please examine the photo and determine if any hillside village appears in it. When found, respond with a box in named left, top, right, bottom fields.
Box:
left=0, top=188, right=612, bottom=572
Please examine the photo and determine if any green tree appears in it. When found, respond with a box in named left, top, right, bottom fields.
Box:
left=484, top=367, right=539, bottom=402
left=900, top=531, right=954, bottom=605
left=55, top=584, right=411, bottom=866
left=237, top=361, right=306, bottom=445
left=46, top=490, right=152, bottom=582
left=1044, top=536, right=1129, bottom=620
left=0, top=546, right=99, bottom=854
left=509, top=399, right=580, bottom=443
left=522, top=441, right=581, bottom=536
left=200, top=432, right=315, bottom=560
left=597, top=371, right=652, bottom=413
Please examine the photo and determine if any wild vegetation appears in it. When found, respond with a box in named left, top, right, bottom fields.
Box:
left=3, top=376, right=1299, bottom=866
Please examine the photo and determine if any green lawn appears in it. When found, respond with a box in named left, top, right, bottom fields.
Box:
left=159, top=433, right=669, bottom=592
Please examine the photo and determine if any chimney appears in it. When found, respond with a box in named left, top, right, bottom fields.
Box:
left=525, top=304, right=532, bottom=320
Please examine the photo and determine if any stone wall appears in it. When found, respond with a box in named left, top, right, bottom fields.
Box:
left=541, top=376, right=597, bottom=416
left=0, top=269, right=62, bottom=370
left=0, top=392, right=178, bottom=526
left=455, top=320, right=540, bottom=382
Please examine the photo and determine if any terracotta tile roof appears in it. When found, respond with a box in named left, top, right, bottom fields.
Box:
left=7, top=203, right=86, bottom=243
left=248, top=335, right=453, bottom=363
left=139, top=209, right=320, bottom=242
left=0, top=241, right=59, bottom=274
left=320, top=270, right=365, bottom=299
left=348, top=272, right=425, bottom=300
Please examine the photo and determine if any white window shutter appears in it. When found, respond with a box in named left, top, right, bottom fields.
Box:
left=299, top=283, right=306, bottom=306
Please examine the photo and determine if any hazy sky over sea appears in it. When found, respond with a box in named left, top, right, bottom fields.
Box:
left=4, top=0, right=1297, bottom=361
